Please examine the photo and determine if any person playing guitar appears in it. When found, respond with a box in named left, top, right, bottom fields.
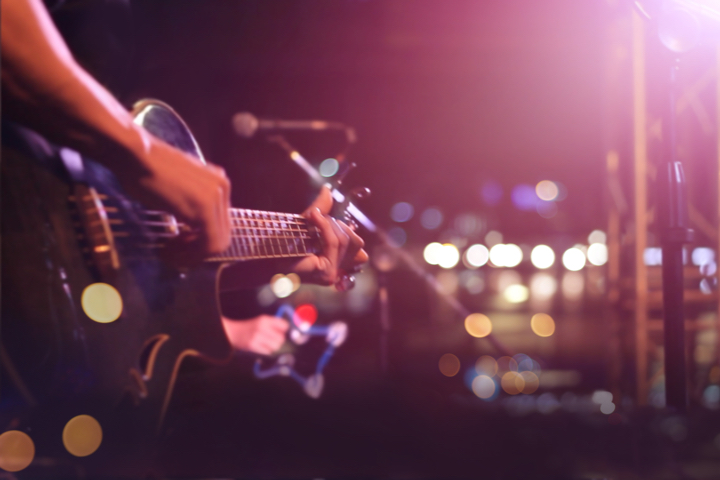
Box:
left=1, top=0, right=368, bottom=473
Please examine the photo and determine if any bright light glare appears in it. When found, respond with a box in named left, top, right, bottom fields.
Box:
left=531, top=245, right=555, bottom=269
left=644, top=247, right=662, bottom=266
left=439, top=353, right=461, bottom=377
left=504, top=284, right=529, bottom=303
left=588, top=230, right=607, bottom=244
left=562, top=247, right=586, bottom=271
left=536, top=180, right=559, bottom=201
left=390, top=202, right=414, bottom=223
left=692, top=247, right=715, bottom=266
left=465, top=313, right=492, bottom=338
left=464, top=244, right=489, bottom=268
left=531, top=313, right=556, bottom=337
left=423, top=242, right=443, bottom=265
left=438, top=244, right=460, bottom=269
left=271, top=274, right=294, bottom=298
left=587, top=243, right=608, bottom=266
left=472, top=375, right=497, bottom=399
left=489, top=244, right=522, bottom=267
left=319, top=158, right=339, bottom=177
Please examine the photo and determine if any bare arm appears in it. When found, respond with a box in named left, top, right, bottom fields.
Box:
left=1, top=0, right=231, bottom=255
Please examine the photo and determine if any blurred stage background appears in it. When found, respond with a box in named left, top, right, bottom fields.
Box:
left=78, top=0, right=720, bottom=477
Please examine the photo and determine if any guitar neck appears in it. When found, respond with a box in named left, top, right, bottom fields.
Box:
left=204, top=208, right=319, bottom=263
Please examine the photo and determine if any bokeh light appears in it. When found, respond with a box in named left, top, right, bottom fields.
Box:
left=530, top=273, right=557, bottom=300
left=386, top=226, right=407, bottom=247
left=438, top=244, right=460, bottom=269
left=286, top=273, right=301, bottom=292
left=439, top=353, right=461, bottom=377
left=530, top=245, right=555, bottom=269
left=472, top=375, right=497, bottom=399
left=511, top=184, right=538, bottom=211
left=319, top=158, right=339, bottom=177
left=81, top=283, right=123, bottom=323
left=485, top=230, right=503, bottom=247
left=489, top=244, right=522, bottom=267
left=480, top=180, right=503, bottom=206
left=454, top=213, right=482, bottom=236
left=504, top=284, right=529, bottom=303
left=562, top=272, right=584, bottom=300
left=420, top=208, right=443, bottom=230
left=464, top=313, right=492, bottom=338
left=270, top=274, right=294, bottom=298
left=520, top=371, right=540, bottom=394
left=464, top=244, right=489, bottom=268
left=536, top=180, right=559, bottom=201
left=475, top=355, right=498, bottom=376
left=460, top=271, right=485, bottom=295
left=588, top=230, right=607, bottom=244
left=436, top=271, right=459, bottom=295
left=562, top=247, right=586, bottom=271
left=644, top=247, right=663, bottom=266
left=390, top=202, right=414, bottom=223
left=293, top=304, right=317, bottom=329
left=537, top=201, right=558, bottom=219
left=692, top=247, right=715, bottom=266
left=0, top=431, right=35, bottom=472
left=63, top=415, right=102, bottom=457
left=501, top=371, right=524, bottom=395
left=600, top=402, right=616, bottom=414
left=423, top=242, right=443, bottom=265
left=531, top=313, right=556, bottom=337
left=497, top=356, right=519, bottom=375
left=587, top=243, right=608, bottom=266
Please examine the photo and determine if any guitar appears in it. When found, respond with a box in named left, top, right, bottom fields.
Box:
left=1, top=100, right=326, bottom=437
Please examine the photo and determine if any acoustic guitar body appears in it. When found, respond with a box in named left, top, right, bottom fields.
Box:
left=0, top=102, right=234, bottom=469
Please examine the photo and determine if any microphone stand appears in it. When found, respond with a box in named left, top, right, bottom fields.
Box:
left=657, top=56, right=694, bottom=412
left=265, top=134, right=513, bottom=362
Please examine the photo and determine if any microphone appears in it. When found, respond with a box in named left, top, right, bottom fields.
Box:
left=232, top=112, right=347, bottom=138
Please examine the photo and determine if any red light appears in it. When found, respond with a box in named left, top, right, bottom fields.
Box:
left=293, top=304, right=317, bottom=328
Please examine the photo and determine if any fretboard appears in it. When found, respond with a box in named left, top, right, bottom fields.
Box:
left=204, top=208, right=320, bottom=262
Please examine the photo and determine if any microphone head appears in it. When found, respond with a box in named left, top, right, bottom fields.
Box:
left=232, top=112, right=259, bottom=138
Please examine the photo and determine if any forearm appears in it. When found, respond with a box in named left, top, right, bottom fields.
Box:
left=1, top=0, right=151, bottom=175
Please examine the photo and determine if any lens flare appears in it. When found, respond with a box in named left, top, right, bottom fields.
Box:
left=465, top=313, right=492, bottom=338
left=439, top=353, right=461, bottom=377
left=530, top=245, right=555, bottom=269
left=531, top=313, right=556, bottom=337
left=562, top=248, right=586, bottom=271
